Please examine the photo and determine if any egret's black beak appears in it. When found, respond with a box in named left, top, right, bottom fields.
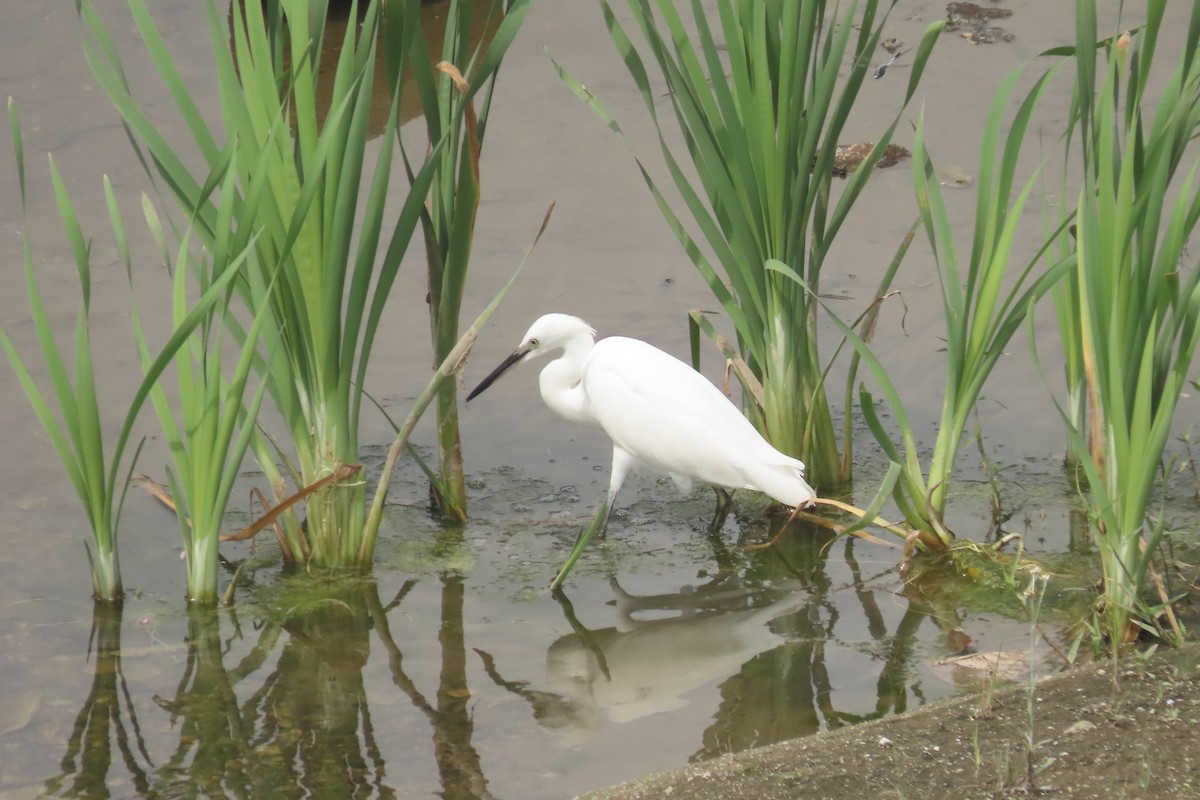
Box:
left=466, top=345, right=530, bottom=402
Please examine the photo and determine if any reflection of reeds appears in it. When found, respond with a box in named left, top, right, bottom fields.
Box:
left=145, top=591, right=394, bottom=797
left=1053, top=2, right=1200, bottom=646
left=44, top=604, right=154, bottom=796
left=243, top=590, right=386, bottom=797
left=154, top=608, right=253, bottom=796
left=369, top=575, right=494, bottom=799
left=559, top=1, right=942, bottom=488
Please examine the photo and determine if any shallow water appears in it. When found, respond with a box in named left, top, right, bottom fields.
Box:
left=0, top=463, right=1066, bottom=800
left=1, top=1, right=1198, bottom=799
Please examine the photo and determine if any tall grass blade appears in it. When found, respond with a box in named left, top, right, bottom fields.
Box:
left=388, top=0, right=531, bottom=518
left=362, top=202, right=556, bottom=558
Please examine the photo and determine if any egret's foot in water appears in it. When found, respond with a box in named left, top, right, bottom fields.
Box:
left=743, top=501, right=813, bottom=551
left=708, top=487, right=734, bottom=534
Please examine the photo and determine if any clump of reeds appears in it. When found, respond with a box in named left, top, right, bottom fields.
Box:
left=73, top=0, right=530, bottom=579
left=558, top=0, right=943, bottom=488
left=2, top=100, right=254, bottom=602
left=823, top=61, right=1073, bottom=549
left=1050, top=0, right=1200, bottom=645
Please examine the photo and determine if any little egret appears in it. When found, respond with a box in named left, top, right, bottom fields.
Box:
left=466, top=314, right=817, bottom=587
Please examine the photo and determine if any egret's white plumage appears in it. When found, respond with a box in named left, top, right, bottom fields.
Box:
left=467, top=314, right=816, bottom=521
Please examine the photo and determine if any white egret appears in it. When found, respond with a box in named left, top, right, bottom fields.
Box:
left=466, top=314, right=817, bottom=587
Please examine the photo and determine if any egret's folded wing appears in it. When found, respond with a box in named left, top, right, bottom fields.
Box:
left=583, top=337, right=805, bottom=501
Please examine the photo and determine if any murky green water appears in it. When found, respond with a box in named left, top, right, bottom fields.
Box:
left=0, top=455, right=1105, bottom=799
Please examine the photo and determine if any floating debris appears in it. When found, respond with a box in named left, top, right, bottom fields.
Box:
left=833, top=142, right=910, bottom=176
left=936, top=165, right=974, bottom=188
left=946, top=1, right=1015, bottom=44
left=874, top=49, right=905, bottom=79
left=932, top=648, right=1034, bottom=685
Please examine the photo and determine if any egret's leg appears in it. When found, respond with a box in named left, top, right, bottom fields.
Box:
left=550, top=448, right=635, bottom=590
left=708, top=487, right=734, bottom=534
left=595, top=447, right=634, bottom=540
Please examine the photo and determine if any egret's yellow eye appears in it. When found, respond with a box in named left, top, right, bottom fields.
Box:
left=529, top=338, right=539, bottom=348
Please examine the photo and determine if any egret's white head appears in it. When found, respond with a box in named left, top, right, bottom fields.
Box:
left=466, top=314, right=596, bottom=402
left=517, top=314, right=596, bottom=363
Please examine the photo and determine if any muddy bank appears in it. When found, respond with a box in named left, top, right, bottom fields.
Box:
left=578, top=643, right=1200, bottom=800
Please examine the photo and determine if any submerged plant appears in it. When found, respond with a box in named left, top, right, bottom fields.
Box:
left=1052, top=1, right=1200, bottom=645
left=558, top=0, right=942, bottom=487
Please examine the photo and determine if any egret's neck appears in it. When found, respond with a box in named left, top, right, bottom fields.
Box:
left=538, top=336, right=600, bottom=428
